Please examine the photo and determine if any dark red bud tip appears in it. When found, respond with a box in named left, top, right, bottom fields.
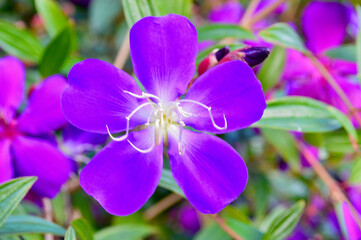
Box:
left=239, top=47, right=270, bottom=67
left=215, top=46, right=230, bottom=61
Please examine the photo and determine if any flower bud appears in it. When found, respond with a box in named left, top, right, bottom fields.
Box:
left=219, top=46, right=270, bottom=67
left=197, top=46, right=230, bottom=75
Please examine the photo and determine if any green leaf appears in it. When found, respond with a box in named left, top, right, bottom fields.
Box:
left=197, top=24, right=255, bottom=42
left=153, top=0, right=193, bottom=18
left=322, top=130, right=361, bottom=154
left=326, top=105, right=358, bottom=141
left=122, top=0, right=159, bottom=27
left=39, top=27, right=72, bottom=77
left=262, top=200, right=305, bottom=240
left=325, top=45, right=356, bottom=62
left=94, top=225, right=156, bottom=240
left=65, top=227, right=76, bottom=240
left=35, top=0, right=69, bottom=37
left=0, top=177, right=37, bottom=227
left=71, top=218, right=94, bottom=240
left=223, top=206, right=252, bottom=224
left=89, top=0, right=123, bottom=34
left=194, top=223, right=231, bottom=240
left=0, top=20, right=43, bottom=63
left=257, top=46, right=285, bottom=91
left=262, top=129, right=299, bottom=170
left=350, top=156, right=361, bottom=184
left=226, top=217, right=264, bottom=240
left=259, top=23, right=307, bottom=53
left=253, top=97, right=342, bottom=133
left=356, top=5, right=361, bottom=82
left=158, top=169, right=184, bottom=196
left=51, top=193, right=66, bottom=226
left=0, top=215, right=66, bottom=237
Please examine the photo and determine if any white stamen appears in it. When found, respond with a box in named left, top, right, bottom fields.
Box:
left=123, top=90, right=161, bottom=102
left=127, top=139, right=155, bottom=153
left=106, top=102, right=153, bottom=141
left=179, top=99, right=227, bottom=130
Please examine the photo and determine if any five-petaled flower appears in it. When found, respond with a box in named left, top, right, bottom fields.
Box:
left=61, top=14, right=266, bottom=215
left=0, top=56, right=71, bottom=198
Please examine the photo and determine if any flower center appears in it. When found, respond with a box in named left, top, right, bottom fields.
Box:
left=0, top=112, right=20, bottom=139
left=106, top=91, right=227, bottom=155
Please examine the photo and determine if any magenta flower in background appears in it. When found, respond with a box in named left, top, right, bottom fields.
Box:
left=342, top=202, right=361, bottom=240
left=0, top=56, right=71, bottom=198
left=283, top=1, right=361, bottom=125
left=61, top=14, right=266, bottom=215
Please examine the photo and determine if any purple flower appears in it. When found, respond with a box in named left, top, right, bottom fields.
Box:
left=342, top=202, right=361, bottom=240
left=283, top=1, right=361, bottom=125
left=0, top=56, right=71, bottom=198
left=208, top=1, right=244, bottom=24
left=61, top=14, right=266, bottom=215
left=61, top=124, right=108, bottom=163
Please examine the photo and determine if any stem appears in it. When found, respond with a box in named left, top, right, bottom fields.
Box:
left=297, top=141, right=361, bottom=226
left=249, top=0, right=288, bottom=26
left=211, top=214, right=245, bottom=240
left=144, top=193, right=183, bottom=220
left=306, top=53, right=361, bottom=127
left=113, top=30, right=130, bottom=69
left=42, top=198, right=54, bottom=240
left=240, top=0, right=262, bottom=29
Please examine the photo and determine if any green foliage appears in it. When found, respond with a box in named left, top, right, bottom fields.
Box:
left=263, top=129, right=299, bottom=170
left=94, top=225, right=156, bottom=240
left=35, top=0, right=69, bottom=37
left=158, top=169, right=184, bottom=196
left=350, top=156, right=361, bottom=184
left=0, top=177, right=37, bottom=227
left=89, top=0, right=123, bottom=34
left=253, top=97, right=343, bottom=132
left=153, top=0, right=193, bottom=18
left=257, top=46, right=285, bottom=91
left=121, top=0, right=159, bottom=27
left=0, top=21, right=43, bottom=63
left=194, top=222, right=231, bottom=240
left=39, top=27, right=72, bottom=77
left=0, top=215, right=66, bottom=237
left=65, top=227, right=77, bottom=240
left=259, top=23, right=308, bottom=53
left=71, top=218, right=94, bottom=240
left=262, top=200, right=305, bottom=240
left=325, top=45, right=356, bottom=62
left=197, top=24, right=255, bottom=42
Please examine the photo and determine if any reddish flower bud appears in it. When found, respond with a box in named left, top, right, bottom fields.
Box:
left=197, top=46, right=230, bottom=75
left=218, top=46, right=270, bottom=67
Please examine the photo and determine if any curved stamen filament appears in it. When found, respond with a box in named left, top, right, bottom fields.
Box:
left=179, top=99, right=227, bottom=130
left=123, top=90, right=161, bottom=102
left=127, top=139, right=155, bottom=153
left=106, top=102, right=153, bottom=141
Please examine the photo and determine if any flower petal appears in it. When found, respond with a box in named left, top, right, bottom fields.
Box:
left=62, top=124, right=108, bottom=146
left=208, top=2, right=243, bottom=24
left=17, top=75, right=68, bottom=135
left=168, top=127, right=248, bottom=214
left=182, top=60, right=266, bottom=134
left=302, top=1, right=349, bottom=53
left=0, top=139, right=13, bottom=183
left=80, top=127, right=163, bottom=216
left=0, top=56, right=25, bottom=120
left=342, top=202, right=361, bottom=240
left=61, top=59, right=151, bottom=134
left=130, top=14, right=197, bottom=101
left=12, top=136, right=71, bottom=198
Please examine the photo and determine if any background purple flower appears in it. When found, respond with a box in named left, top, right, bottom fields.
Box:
left=283, top=1, right=361, bottom=126
left=61, top=14, right=266, bottom=216
left=342, top=202, right=361, bottom=240
left=0, top=56, right=71, bottom=198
